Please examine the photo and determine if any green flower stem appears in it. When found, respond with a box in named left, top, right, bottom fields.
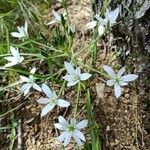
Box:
left=0, top=80, right=23, bottom=92
left=63, top=0, right=70, bottom=25
left=0, top=102, right=25, bottom=118
left=13, top=40, right=31, bottom=46
left=0, top=53, right=45, bottom=58
left=30, top=39, right=61, bottom=52
left=74, top=82, right=81, bottom=118
left=80, top=64, right=107, bottom=78
left=0, top=67, right=45, bottom=79
left=58, top=80, right=66, bottom=97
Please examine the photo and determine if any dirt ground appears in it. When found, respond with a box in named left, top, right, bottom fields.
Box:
left=0, top=0, right=149, bottom=150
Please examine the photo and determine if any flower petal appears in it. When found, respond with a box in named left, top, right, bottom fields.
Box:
left=121, top=74, right=138, bottom=82
left=80, top=73, right=91, bottom=81
left=11, top=32, right=23, bottom=38
left=109, top=7, right=120, bottom=25
left=52, top=10, right=61, bottom=21
left=17, top=26, right=23, bottom=34
left=19, top=56, right=24, bottom=63
left=64, top=132, right=72, bottom=147
left=58, top=116, right=69, bottom=126
left=67, top=80, right=79, bottom=87
left=47, top=20, right=58, bottom=25
left=33, top=83, right=41, bottom=91
left=106, top=79, right=114, bottom=86
left=64, top=61, right=75, bottom=75
left=114, top=84, right=122, bottom=98
left=86, top=21, right=97, bottom=29
left=70, top=118, right=76, bottom=126
left=30, top=67, right=36, bottom=74
left=98, top=25, right=105, bottom=36
left=21, top=83, right=32, bottom=96
left=57, top=99, right=70, bottom=107
left=72, top=132, right=83, bottom=146
left=41, top=103, right=55, bottom=117
left=103, top=65, right=116, bottom=78
left=4, top=62, right=16, bottom=67
left=94, top=14, right=101, bottom=21
left=42, top=83, right=53, bottom=98
left=54, top=123, right=67, bottom=130
left=75, top=67, right=81, bottom=76
left=62, top=75, right=72, bottom=82
left=119, top=81, right=128, bottom=86
left=75, top=120, right=88, bottom=129
left=20, top=76, right=29, bottom=82
left=58, top=131, right=67, bottom=142
left=4, top=57, right=15, bottom=61
left=117, top=67, right=125, bottom=77
left=74, top=130, right=86, bottom=141
left=37, top=98, right=50, bottom=104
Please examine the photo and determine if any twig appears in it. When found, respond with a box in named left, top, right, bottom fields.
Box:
left=17, top=119, right=22, bottom=150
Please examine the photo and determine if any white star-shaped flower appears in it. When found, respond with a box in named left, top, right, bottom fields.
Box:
left=20, top=68, right=41, bottom=96
left=103, top=65, right=138, bottom=98
left=47, top=10, right=66, bottom=25
left=11, top=21, right=28, bottom=39
left=62, top=62, right=92, bottom=87
left=86, top=7, right=119, bottom=36
left=37, top=84, right=70, bottom=117
left=54, top=116, right=88, bottom=147
left=4, top=46, right=24, bottom=67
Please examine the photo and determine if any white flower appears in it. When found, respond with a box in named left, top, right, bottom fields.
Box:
left=86, top=7, right=119, bottom=36
left=37, top=84, right=70, bottom=117
left=11, top=21, right=28, bottom=39
left=103, top=65, right=138, bottom=98
left=47, top=10, right=66, bottom=25
left=62, top=62, right=92, bottom=87
left=20, top=68, right=41, bottom=96
left=54, top=116, right=88, bottom=147
left=4, top=46, right=24, bottom=67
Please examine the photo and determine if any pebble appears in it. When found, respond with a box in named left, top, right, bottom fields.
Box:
left=125, top=94, right=130, bottom=99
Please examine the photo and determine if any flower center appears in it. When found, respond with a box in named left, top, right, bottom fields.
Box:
left=72, top=74, right=79, bottom=81
left=29, top=76, right=35, bottom=84
left=50, top=98, right=57, bottom=104
left=114, top=76, right=121, bottom=84
left=68, top=125, right=75, bottom=132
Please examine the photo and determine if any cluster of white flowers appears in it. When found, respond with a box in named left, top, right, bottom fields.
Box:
left=86, top=7, right=120, bottom=36
left=1, top=5, right=139, bottom=148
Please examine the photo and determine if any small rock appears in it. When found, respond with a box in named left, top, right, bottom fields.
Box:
left=125, top=94, right=130, bottom=99
left=96, top=82, right=105, bottom=98
left=106, top=125, right=110, bottom=131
